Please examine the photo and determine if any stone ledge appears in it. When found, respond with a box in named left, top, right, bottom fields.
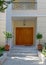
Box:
left=38, top=51, right=46, bottom=65
left=0, top=53, right=7, bottom=65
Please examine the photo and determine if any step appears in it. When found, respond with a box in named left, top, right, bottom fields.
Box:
left=7, top=46, right=38, bottom=57
left=11, top=46, right=36, bottom=50
left=10, top=48, right=38, bottom=53
left=9, top=50, right=37, bottom=53
left=7, top=52, right=38, bottom=57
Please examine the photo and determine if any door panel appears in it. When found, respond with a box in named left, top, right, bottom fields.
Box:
left=16, top=27, right=33, bottom=46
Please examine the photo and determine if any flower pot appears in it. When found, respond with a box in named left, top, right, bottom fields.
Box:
left=4, top=44, right=10, bottom=51
left=38, top=44, right=43, bottom=51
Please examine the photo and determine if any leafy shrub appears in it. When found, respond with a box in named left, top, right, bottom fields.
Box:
left=36, top=33, right=43, bottom=39
left=3, top=32, right=12, bottom=38
left=0, top=47, right=5, bottom=57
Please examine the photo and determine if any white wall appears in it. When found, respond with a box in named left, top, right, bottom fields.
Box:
left=37, top=0, right=46, bottom=15
left=36, top=16, right=46, bottom=46
left=0, top=13, right=6, bottom=47
left=35, top=0, right=46, bottom=47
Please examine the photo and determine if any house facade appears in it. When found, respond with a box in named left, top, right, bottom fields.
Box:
left=0, top=0, right=46, bottom=48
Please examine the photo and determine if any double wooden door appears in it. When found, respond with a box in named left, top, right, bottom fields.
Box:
left=16, top=27, right=33, bottom=46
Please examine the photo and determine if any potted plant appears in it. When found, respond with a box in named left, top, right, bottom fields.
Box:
left=4, top=32, right=12, bottom=51
left=36, top=33, right=43, bottom=51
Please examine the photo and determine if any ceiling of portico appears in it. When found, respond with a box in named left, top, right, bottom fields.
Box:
left=12, top=17, right=37, bottom=21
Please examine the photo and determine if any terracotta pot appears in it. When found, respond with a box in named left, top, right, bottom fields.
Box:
left=5, top=44, right=10, bottom=51
left=38, top=44, right=43, bottom=51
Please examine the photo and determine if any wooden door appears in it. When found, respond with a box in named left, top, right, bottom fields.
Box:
left=16, top=27, right=33, bottom=46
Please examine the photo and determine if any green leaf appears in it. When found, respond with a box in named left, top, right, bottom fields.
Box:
left=0, top=0, right=14, bottom=12
left=36, top=33, right=43, bottom=39
left=3, top=31, right=12, bottom=38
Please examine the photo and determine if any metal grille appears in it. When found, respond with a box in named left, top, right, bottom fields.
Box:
left=12, top=2, right=37, bottom=10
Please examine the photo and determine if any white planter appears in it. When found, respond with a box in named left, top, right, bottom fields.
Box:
left=0, top=53, right=7, bottom=65
left=38, top=51, right=46, bottom=65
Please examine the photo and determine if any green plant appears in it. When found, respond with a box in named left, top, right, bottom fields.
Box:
left=3, top=31, right=12, bottom=43
left=4, top=32, right=12, bottom=38
left=0, top=0, right=14, bottom=12
left=44, top=43, right=46, bottom=49
left=0, top=51, right=3, bottom=57
left=42, top=48, right=46, bottom=57
left=0, top=47, right=5, bottom=51
left=36, top=33, right=43, bottom=44
left=0, top=47, right=5, bottom=57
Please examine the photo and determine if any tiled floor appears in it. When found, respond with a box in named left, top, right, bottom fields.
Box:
left=3, top=46, right=43, bottom=65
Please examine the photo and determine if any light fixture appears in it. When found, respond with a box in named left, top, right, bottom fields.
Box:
left=23, top=19, right=26, bottom=26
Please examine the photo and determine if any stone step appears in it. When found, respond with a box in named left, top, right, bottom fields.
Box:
left=10, top=47, right=37, bottom=53
left=9, top=50, right=38, bottom=53
left=7, top=52, right=38, bottom=57
left=11, top=46, right=36, bottom=50
left=7, top=46, right=38, bottom=57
